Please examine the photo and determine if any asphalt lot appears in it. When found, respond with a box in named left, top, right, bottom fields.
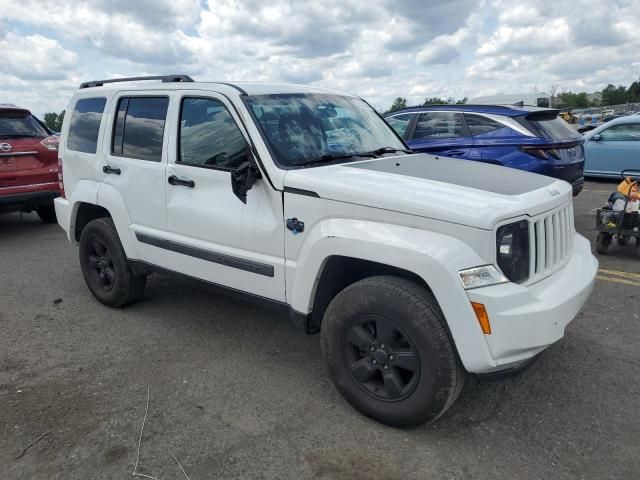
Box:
left=1, top=179, right=639, bottom=480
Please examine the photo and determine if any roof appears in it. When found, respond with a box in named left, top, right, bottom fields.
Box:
left=76, top=77, right=350, bottom=97
left=0, top=103, right=30, bottom=113
left=385, top=104, right=557, bottom=117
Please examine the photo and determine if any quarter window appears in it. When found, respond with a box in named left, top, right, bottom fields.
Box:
left=67, top=97, right=107, bottom=154
left=178, top=98, right=249, bottom=170
left=413, top=112, right=468, bottom=139
left=112, top=97, right=169, bottom=161
left=465, top=114, right=505, bottom=135
left=386, top=113, right=413, bottom=138
left=599, top=123, right=640, bottom=141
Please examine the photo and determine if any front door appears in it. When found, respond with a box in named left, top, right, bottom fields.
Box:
left=159, top=93, right=285, bottom=301
left=406, top=112, right=472, bottom=159
left=586, top=122, right=640, bottom=176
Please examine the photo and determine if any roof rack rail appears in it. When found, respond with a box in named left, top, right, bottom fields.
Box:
left=79, top=75, right=194, bottom=89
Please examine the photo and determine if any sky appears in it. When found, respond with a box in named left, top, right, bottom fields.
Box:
left=0, top=0, right=639, bottom=116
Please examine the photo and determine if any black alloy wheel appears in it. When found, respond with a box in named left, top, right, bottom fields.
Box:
left=344, top=315, right=420, bottom=401
left=87, top=239, right=115, bottom=291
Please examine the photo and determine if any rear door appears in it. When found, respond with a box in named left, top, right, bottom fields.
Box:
left=0, top=108, right=58, bottom=194
left=99, top=92, right=171, bottom=252
left=586, top=122, right=640, bottom=176
left=406, top=112, right=472, bottom=158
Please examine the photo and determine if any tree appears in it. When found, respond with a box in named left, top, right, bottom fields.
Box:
left=627, top=80, right=640, bottom=103
left=601, top=84, right=627, bottom=106
left=548, top=83, right=559, bottom=107
left=43, top=111, right=65, bottom=131
left=455, top=96, right=468, bottom=105
left=423, top=97, right=446, bottom=105
left=557, top=91, right=591, bottom=108
left=388, top=97, right=407, bottom=112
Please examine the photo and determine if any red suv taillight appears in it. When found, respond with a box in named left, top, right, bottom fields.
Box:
left=57, top=156, right=65, bottom=198
left=41, top=135, right=60, bottom=151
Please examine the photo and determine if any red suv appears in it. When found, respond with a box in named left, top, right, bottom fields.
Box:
left=0, top=104, right=60, bottom=223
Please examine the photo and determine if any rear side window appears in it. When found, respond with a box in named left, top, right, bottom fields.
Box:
left=67, top=98, right=107, bottom=153
left=413, top=112, right=469, bottom=139
left=178, top=97, right=248, bottom=170
left=464, top=114, right=505, bottom=135
left=386, top=113, right=413, bottom=137
left=0, top=110, right=49, bottom=138
left=112, top=97, right=169, bottom=161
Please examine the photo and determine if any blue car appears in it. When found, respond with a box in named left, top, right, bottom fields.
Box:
left=385, top=105, right=585, bottom=195
left=583, top=116, right=640, bottom=178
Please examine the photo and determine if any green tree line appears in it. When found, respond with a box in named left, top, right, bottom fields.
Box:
left=42, top=111, right=65, bottom=131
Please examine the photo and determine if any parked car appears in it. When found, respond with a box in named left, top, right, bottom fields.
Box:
left=385, top=105, right=585, bottom=195
left=55, top=75, right=597, bottom=427
left=0, top=104, right=60, bottom=222
left=583, top=116, right=640, bottom=178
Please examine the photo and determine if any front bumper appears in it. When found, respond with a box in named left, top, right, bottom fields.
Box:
left=465, top=233, right=597, bottom=374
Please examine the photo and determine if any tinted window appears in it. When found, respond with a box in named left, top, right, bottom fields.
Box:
left=179, top=97, right=248, bottom=169
left=413, top=112, right=468, bottom=139
left=600, top=123, right=640, bottom=141
left=0, top=110, right=49, bottom=138
left=112, top=97, right=169, bottom=161
left=386, top=113, right=413, bottom=137
left=518, top=114, right=580, bottom=140
left=465, top=114, right=505, bottom=135
left=67, top=98, right=106, bottom=153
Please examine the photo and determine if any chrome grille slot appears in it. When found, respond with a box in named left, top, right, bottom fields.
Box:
left=530, top=202, right=574, bottom=282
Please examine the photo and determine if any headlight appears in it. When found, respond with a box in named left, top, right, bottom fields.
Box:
left=496, top=220, right=530, bottom=283
left=459, top=265, right=508, bottom=289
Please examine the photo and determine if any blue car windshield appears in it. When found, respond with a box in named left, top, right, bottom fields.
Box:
left=244, top=94, right=405, bottom=167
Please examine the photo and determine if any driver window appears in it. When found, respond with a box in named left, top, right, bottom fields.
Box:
left=600, top=123, right=640, bottom=141
left=178, top=97, right=248, bottom=169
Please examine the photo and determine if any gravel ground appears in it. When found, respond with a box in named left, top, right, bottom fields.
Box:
left=1, top=179, right=639, bottom=479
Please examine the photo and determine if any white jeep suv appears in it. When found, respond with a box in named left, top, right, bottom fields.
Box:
left=55, top=75, right=598, bottom=426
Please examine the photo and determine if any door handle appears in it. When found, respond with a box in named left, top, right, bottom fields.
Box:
left=168, top=175, right=195, bottom=188
left=446, top=150, right=466, bottom=157
left=103, top=165, right=121, bottom=175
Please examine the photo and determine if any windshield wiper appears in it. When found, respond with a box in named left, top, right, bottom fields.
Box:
left=292, top=152, right=379, bottom=167
left=368, top=146, right=415, bottom=156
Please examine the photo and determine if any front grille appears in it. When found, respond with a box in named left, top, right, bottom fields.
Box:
left=529, top=202, right=574, bottom=283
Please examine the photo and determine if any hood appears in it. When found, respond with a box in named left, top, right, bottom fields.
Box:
left=283, top=153, right=572, bottom=230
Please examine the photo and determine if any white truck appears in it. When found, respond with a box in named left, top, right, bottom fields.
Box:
left=54, top=76, right=597, bottom=426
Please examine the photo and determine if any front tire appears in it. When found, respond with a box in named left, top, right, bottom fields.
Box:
left=321, top=276, right=464, bottom=427
left=36, top=204, right=57, bottom=223
left=79, top=217, right=146, bottom=307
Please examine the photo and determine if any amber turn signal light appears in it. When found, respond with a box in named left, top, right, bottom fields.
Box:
left=471, top=302, right=491, bottom=334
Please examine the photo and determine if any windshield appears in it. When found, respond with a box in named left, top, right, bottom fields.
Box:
left=244, top=94, right=405, bottom=167
left=0, top=111, right=49, bottom=138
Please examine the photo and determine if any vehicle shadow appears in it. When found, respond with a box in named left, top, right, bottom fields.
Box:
left=0, top=212, right=53, bottom=239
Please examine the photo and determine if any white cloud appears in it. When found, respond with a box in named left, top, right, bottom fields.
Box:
left=0, top=33, right=78, bottom=80
left=0, top=0, right=638, bottom=115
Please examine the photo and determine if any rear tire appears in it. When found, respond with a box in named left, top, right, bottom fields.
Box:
left=596, top=232, right=611, bottom=254
left=320, top=276, right=464, bottom=427
left=79, top=217, right=146, bottom=307
left=36, top=204, right=57, bottom=224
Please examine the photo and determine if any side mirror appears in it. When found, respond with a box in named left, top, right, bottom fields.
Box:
left=231, top=155, right=261, bottom=204
left=592, top=134, right=602, bottom=141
